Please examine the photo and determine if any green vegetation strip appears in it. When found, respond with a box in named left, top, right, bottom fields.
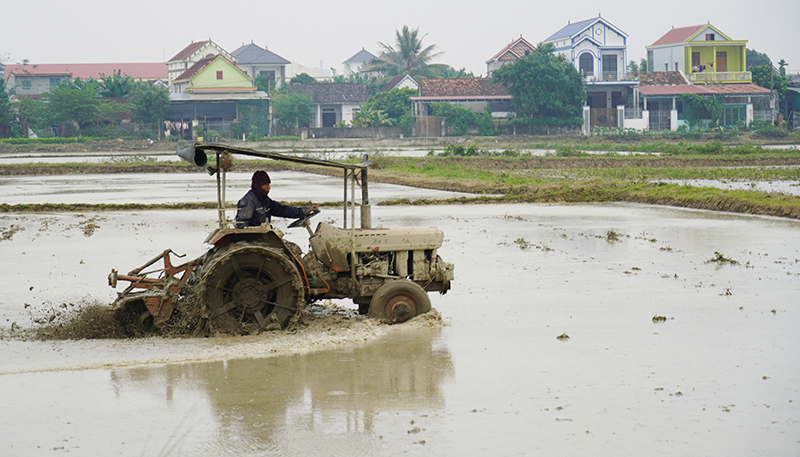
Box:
left=0, top=202, right=217, bottom=213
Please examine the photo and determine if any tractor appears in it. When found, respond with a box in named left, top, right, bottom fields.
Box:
left=108, top=143, right=454, bottom=334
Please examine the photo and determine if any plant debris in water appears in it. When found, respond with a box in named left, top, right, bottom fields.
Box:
left=706, top=251, right=739, bottom=265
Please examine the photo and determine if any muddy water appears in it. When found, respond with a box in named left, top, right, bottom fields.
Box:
left=1, top=200, right=799, bottom=455
left=0, top=170, right=476, bottom=205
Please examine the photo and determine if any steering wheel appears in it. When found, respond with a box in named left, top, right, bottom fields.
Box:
left=288, top=210, right=320, bottom=228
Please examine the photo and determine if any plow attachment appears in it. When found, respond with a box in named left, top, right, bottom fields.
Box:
left=108, top=249, right=200, bottom=327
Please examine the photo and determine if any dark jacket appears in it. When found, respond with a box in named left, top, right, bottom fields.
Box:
left=235, top=189, right=305, bottom=227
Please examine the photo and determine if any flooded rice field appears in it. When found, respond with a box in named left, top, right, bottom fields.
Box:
left=0, top=170, right=476, bottom=205
left=1, top=172, right=799, bottom=456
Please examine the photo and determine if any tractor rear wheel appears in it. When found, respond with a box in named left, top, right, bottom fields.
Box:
left=198, top=242, right=304, bottom=333
left=368, top=280, right=431, bottom=323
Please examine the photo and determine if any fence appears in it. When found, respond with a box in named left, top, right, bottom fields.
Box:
left=649, top=111, right=671, bottom=131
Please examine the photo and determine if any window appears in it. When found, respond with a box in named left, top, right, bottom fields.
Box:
left=22, top=80, right=31, bottom=90
left=602, top=55, right=617, bottom=79
left=49, top=78, right=61, bottom=87
left=579, top=53, right=593, bottom=76
left=259, top=70, right=276, bottom=82
left=705, top=33, right=715, bottom=41
left=216, top=71, right=223, bottom=80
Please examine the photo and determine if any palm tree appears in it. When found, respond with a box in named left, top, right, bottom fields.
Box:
left=370, top=26, right=446, bottom=78
left=778, top=59, right=788, bottom=77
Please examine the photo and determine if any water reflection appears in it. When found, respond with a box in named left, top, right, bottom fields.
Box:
left=109, top=328, right=452, bottom=453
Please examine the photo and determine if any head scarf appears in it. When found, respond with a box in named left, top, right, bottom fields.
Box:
left=251, top=171, right=271, bottom=199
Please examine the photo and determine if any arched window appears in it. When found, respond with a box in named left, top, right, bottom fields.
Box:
left=579, top=53, right=593, bottom=76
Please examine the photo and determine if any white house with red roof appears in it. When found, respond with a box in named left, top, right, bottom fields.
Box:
left=485, top=36, right=536, bottom=77
left=167, top=40, right=232, bottom=88
left=5, top=63, right=167, bottom=96
left=645, top=23, right=750, bottom=84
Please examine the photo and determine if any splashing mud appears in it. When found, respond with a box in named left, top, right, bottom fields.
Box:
left=13, top=298, right=443, bottom=341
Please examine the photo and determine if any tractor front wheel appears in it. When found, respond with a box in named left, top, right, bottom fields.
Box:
left=368, top=280, right=431, bottom=323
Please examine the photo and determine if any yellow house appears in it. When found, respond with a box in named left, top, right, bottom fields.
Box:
left=167, top=54, right=270, bottom=138
left=172, top=54, right=255, bottom=94
left=646, top=23, right=750, bottom=84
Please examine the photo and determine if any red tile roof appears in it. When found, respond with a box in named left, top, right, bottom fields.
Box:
left=639, top=85, right=708, bottom=96
left=640, top=83, right=772, bottom=96
left=4, top=63, right=166, bottom=81
left=418, top=78, right=508, bottom=97
left=650, top=25, right=705, bottom=46
left=487, top=37, right=536, bottom=64
left=169, top=40, right=210, bottom=62
left=703, top=83, right=771, bottom=94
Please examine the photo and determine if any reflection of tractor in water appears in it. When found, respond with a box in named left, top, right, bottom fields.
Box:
left=108, top=143, right=454, bottom=334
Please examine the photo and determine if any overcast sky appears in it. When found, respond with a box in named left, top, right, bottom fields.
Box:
left=3, top=0, right=798, bottom=77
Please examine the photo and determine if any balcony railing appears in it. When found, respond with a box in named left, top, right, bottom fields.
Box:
left=585, top=72, right=640, bottom=82
left=688, top=71, right=752, bottom=83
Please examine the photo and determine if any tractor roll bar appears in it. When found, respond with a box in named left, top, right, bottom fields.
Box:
left=177, top=142, right=373, bottom=229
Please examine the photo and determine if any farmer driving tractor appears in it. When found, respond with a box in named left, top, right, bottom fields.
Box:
left=236, top=170, right=319, bottom=228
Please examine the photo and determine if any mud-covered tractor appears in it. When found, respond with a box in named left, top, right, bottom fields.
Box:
left=108, top=143, right=454, bottom=333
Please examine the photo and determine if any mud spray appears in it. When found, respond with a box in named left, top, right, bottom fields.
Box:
left=10, top=299, right=443, bottom=341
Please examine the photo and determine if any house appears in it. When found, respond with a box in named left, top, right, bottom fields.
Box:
left=542, top=16, right=637, bottom=128
left=230, top=42, right=291, bottom=88
left=4, top=62, right=168, bottom=96
left=542, top=15, right=629, bottom=81
left=343, top=48, right=376, bottom=75
left=410, top=78, right=511, bottom=118
left=380, top=74, right=418, bottom=92
left=646, top=23, right=750, bottom=84
left=485, top=36, right=536, bottom=77
left=287, top=83, right=368, bottom=128
left=637, top=71, right=773, bottom=130
left=6, top=68, right=72, bottom=97
left=167, top=54, right=269, bottom=137
left=166, top=40, right=233, bottom=88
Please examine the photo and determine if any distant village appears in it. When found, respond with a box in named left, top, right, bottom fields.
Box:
left=3, top=15, right=798, bottom=138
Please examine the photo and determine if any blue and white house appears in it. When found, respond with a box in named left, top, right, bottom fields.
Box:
left=542, top=15, right=641, bottom=129
left=542, top=15, right=628, bottom=81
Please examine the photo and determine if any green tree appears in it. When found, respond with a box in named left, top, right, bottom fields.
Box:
left=271, top=93, right=313, bottom=136
left=437, top=66, right=475, bottom=78
left=254, top=74, right=275, bottom=94
left=680, top=93, right=723, bottom=129
left=778, top=59, right=788, bottom=77
left=0, top=78, right=13, bottom=127
left=15, top=98, right=49, bottom=137
left=627, top=58, right=647, bottom=75
left=361, top=88, right=416, bottom=120
left=290, top=73, right=317, bottom=84
left=131, top=82, right=170, bottom=127
left=752, top=64, right=787, bottom=107
left=370, top=25, right=446, bottom=78
left=746, top=48, right=771, bottom=68
left=492, top=43, right=585, bottom=125
left=98, top=70, right=134, bottom=98
left=430, top=102, right=496, bottom=136
left=331, top=70, right=381, bottom=97
left=46, top=84, right=101, bottom=135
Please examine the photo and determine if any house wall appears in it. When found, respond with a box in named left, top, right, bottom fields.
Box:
left=684, top=45, right=745, bottom=72
left=549, top=20, right=627, bottom=80
left=650, top=46, right=686, bottom=72
left=191, top=59, right=252, bottom=89
left=7, top=75, right=68, bottom=96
